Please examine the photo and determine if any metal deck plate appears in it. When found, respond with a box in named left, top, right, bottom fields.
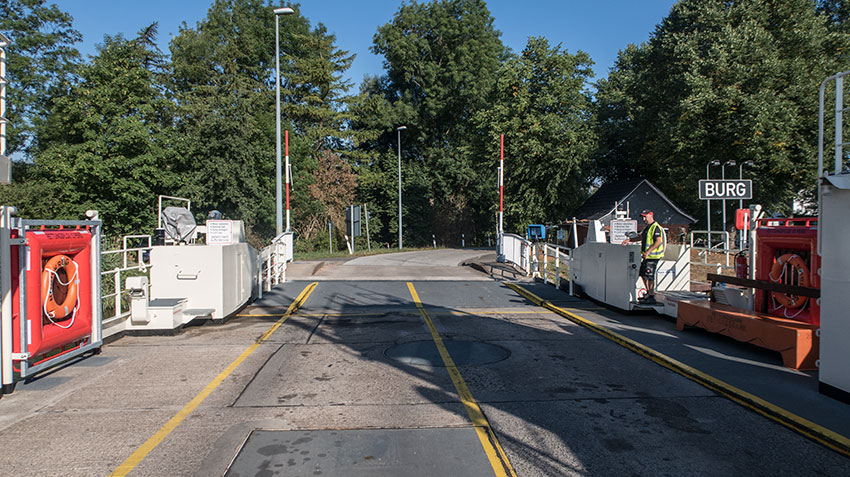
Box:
left=385, top=340, right=510, bottom=366
left=225, top=428, right=495, bottom=476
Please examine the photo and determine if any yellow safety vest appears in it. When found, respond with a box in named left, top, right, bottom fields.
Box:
left=643, top=222, right=666, bottom=259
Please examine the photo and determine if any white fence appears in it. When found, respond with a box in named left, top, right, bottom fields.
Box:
left=499, top=233, right=574, bottom=294
left=501, top=233, right=531, bottom=273
left=100, top=235, right=152, bottom=338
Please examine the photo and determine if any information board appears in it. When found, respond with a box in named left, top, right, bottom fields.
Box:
left=610, top=219, right=638, bottom=244
left=206, top=220, right=233, bottom=245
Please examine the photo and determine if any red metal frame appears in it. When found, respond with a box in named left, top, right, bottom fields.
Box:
left=754, top=218, right=820, bottom=325
left=10, top=227, right=94, bottom=359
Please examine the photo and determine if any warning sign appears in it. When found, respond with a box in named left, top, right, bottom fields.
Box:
left=610, top=219, right=638, bottom=244
left=206, top=220, right=233, bottom=245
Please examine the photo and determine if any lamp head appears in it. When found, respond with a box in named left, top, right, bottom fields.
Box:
left=725, top=160, right=737, bottom=166
left=397, top=126, right=407, bottom=131
left=710, top=160, right=720, bottom=166
left=274, top=7, right=295, bottom=15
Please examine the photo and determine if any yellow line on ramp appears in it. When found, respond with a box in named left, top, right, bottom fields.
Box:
left=109, top=282, right=318, bottom=476
left=407, top=282, right=516, bottom=477
left=505, top=282, right=850, bottom=458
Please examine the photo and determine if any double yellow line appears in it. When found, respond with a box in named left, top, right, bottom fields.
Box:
left=110, top=282, right=318, bottom=476
left=407, top=282, right=517, bottom=477
left=505, top=282, right=850, bottom=458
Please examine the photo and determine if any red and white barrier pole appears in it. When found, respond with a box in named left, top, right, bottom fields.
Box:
left=285, top=130, right=290, bottom=232
left=499, top=134, right=504, bottom=235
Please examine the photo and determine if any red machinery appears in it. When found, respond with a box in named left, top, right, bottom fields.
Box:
left=754, top=218, right=820, bottom=325
left=10, top=226, right=97, bottom=370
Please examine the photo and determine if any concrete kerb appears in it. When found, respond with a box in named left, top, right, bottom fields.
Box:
left=504, top=282, right=850, bottom=459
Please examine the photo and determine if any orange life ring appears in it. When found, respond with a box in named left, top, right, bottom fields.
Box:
left=768, top=253, right=809, bottom=309
left=41, top=254, right=79, bottom=319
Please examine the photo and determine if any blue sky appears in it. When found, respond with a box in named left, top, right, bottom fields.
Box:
left=54, top=0, right=677, bottom=87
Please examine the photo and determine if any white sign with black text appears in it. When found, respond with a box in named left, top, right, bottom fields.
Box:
left=610, top=219, right=638, bottom=244
left=206, top=220, right=233, bottom=245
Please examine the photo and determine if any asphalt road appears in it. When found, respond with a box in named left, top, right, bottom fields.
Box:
left=0, top=250, right=847, bottom=476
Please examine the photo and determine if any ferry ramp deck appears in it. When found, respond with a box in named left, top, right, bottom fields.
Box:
left=0, top=249, right=848, bottom=476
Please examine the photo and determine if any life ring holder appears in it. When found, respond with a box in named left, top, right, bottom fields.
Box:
left=768, top=253, right=809, bottom=315
left=41, top=254, right=80, bottom=329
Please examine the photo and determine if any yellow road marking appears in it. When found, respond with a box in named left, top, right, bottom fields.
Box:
left=238, top=309, right=552, bottom=318
left=110, top=282, right=318, bottom=476
left=407, top=282, right=516, bottom=477
left=505, top=282, right=850, bottom=458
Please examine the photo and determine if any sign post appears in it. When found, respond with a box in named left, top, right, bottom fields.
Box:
left=699, top=179, right=752, bottom=249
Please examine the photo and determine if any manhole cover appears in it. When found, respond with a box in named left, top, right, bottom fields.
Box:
left=385, top=340, right=509, bottom=366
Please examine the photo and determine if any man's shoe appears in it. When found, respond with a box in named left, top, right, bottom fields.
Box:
left=642, top=295, right=657, bottom=305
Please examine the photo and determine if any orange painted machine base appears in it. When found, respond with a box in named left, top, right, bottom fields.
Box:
left=676, top=300, right=819, bottom=371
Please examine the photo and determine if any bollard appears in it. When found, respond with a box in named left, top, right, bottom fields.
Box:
left=432, top=234, right=436, bottom=249
left=462, top=234, right=465, bottom=248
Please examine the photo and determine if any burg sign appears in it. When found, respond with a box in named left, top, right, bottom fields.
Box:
left=698, top=179, right=752, bottom=200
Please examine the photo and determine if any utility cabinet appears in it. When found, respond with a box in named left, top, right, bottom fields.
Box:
left=150, top=243, right=257, bottom=320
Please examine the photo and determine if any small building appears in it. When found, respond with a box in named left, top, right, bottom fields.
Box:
left=564, top=178, right=697, bottom=245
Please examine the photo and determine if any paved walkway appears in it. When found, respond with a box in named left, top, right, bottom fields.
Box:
left=285, top=249, right=495, bottom=281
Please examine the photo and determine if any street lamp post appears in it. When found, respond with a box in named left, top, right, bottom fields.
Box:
left=738, top=160, right=755, bottom=249
left=274, top=6, right=295, bottom=236
left=397, top=126, right=407, bottom=250
left=738, top=160, right=755, bottom=211
left=722, top=160, right=736, bottom=248
left=706, top=160, right=720, bottom=248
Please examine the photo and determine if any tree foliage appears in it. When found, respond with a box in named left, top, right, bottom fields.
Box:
left=169, top=0, right=354, bottom=243
left=0, top=0, right=81, bottom=156
left=3, top=0, right=847, bottom=248
left=1, top=25, right=177, bottom=236
left=357, top=0, right=506, bottom=244
left=473, top=37, right=596, bottom=229
left=595, top=0, right=848, bottom=221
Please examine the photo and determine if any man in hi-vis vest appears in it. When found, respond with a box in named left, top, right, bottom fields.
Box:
left=622, top=209, right=666, bottom=304
left=636, top=209, right=665, bottom=304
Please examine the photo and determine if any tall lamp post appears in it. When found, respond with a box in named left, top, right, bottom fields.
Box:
left=738, top=160, right=755, bottom=249
left=722, top=160, right=736, bottom=248
left=274, top=6, right=295, bottom=235
left=396, top=126, right=407, bottom=250
left=738, top=160, right=755, bottom=211
left=706, top=160, right=720, bottom=248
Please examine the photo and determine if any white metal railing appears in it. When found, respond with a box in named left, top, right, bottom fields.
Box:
left=0, top=33, right=8, bottom=159
left=100, top=236, right=152, bottom=338
left=817, top=70, right=850, bottom=256
left=688, top=230, right=736, bottom=269
left=538, top=243, right=571, bottom=290
left=258, top=231, right=293, bottom=295
left=501, top=233, right=531, bottom=274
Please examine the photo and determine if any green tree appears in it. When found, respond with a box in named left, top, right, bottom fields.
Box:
left=0, top=0, right=81, bottom=156
left=596, top=0, right=849, bottom=221
left=473, top=37, right=597, bottom=230
left=0, top=25, right=178, bottom=236
left=169, top=0, right=355, bottom=243
left=357, top=0, right=506, bottom=244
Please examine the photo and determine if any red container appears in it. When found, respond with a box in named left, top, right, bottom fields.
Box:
left=754, top=218, right=820, bottom=325
left=11, top=228, right=93, bottom=359
left=735, top=209, right=751, bottom=230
